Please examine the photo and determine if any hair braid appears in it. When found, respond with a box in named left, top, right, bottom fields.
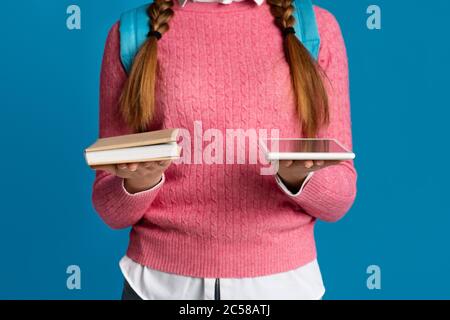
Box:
left=267, top=0, right=329, bottom=137
left=119, top=0, right=175, bottom=133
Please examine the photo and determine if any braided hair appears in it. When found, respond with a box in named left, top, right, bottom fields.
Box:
left=119, top=0, right=175, bottom=133
left=266, top=0, right=329, bottom=137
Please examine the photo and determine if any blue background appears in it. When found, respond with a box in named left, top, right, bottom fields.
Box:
left=1, top=0, right=449, bottom=299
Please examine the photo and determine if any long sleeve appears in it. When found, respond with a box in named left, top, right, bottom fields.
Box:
left=282, top=9, right=358, bottom=222
left=91, top=22, right=165, bottom=230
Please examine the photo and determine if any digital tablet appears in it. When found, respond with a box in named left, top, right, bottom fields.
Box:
left=259, top=138, right=356, bottom=161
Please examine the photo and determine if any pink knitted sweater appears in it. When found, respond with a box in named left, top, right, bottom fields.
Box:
left=92, top=1, right=357, bottom=278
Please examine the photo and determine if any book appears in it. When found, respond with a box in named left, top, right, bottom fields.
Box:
left=84, top=128, right=181, bottom=168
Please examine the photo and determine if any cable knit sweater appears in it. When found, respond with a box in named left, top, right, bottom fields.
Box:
left=92, top=0, right=357, bottom=278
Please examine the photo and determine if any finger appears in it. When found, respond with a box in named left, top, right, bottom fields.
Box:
left=127, top=163, right=139, bottom=172
left=280, top=160, right=294, bottom=168
left=158, top=160, right=169, bottom=167
left=143, top=161, right=156, bottom=168
left=142, top=160, right=169, bottom=170
left=315, top=160, right=324, bottom=166
left=115, top=164, right=131, bottom=177
left=158, top=161, right=166, bottom=167
left=304, top=160, right=314, bottom=169
left=117, top=163, right=128, bottom=171
left=139, top=160, right=164, bottom=172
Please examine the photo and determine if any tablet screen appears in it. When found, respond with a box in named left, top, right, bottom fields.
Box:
left=262, top=139, right=350, bottom=154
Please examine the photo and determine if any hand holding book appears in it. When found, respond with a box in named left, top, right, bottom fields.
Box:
left=85, top=128, right=181, bottom=193
left=93, top=160, right=172, bottom=194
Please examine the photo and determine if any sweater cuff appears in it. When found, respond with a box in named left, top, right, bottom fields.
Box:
left=275, top=172, right=315, bottom=197
left=93, top=173, right=166, bottom=229
left=285, top=166, right=356, bottom=222
left=121, top=173, right=166, bottom=196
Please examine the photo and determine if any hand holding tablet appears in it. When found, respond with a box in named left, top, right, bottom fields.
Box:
left=259, top=138, right=356, bottom=192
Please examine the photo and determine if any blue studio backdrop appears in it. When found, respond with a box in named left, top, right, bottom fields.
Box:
left=1, top=0, right=449, bottom=299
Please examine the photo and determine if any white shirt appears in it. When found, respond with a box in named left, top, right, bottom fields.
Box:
left=120, top=0, right=324, bottom=301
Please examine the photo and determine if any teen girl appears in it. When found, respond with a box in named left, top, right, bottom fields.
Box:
left=92, top=0, right=357, bottom=300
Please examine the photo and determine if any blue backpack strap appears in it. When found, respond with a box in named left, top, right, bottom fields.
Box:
left=119, top=2, right=154, bottom=73
left=119, top=0, right=320, bottom=73
left=292, top=0, right=320, bottom=60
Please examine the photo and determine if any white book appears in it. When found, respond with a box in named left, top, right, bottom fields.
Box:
left=84, top=128, right=181, bottom=167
